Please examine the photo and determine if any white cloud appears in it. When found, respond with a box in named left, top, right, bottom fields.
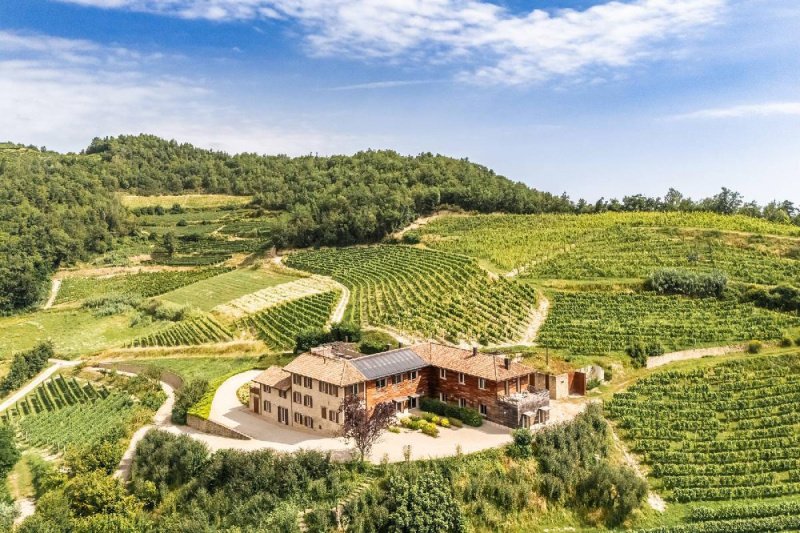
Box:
left=54, top=0, right=727, bottom=85
left=669, top=102, right=800, bottom=119
left=0, top=30, right=358, bottom=154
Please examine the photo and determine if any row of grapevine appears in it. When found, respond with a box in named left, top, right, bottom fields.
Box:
left=0, top=374, right=108, bottom=424
left=285, top=245, right=538, bottom=344
left=128, top=314, right=232, bottom=347
left=607, top=354, right=800, bottom=506
left=537, top=291, right=799, bottom=354
left=55, top=267, right=230, bottom=304
left=235, top=291, right=339, bottom=350
left=17, top=393, right=138, bottom=451
left=419, top=212, right=800, bottom=275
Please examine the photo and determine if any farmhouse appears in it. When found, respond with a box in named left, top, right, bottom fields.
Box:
left=249, top=342, right=573, bottom=434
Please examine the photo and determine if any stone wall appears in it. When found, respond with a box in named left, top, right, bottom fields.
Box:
left=186, top=414, right=250, bottom=440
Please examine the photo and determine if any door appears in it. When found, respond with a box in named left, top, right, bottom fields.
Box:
left=253, top=397, right=260, bottom=414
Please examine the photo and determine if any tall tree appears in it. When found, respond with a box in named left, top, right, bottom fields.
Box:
left=340, top=394, right=393, bottom=461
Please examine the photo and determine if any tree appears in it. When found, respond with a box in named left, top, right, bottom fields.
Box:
left=329, top=321, right=362, bottom=343
left=171, top=379, right=208, bottom=424
left=161, top=232, right=176, bottom=257
left=0, top=426, right=20, bottom=478
left=576, top=463, right=647, bottom=527
left=340, top=394, right=394, bottom=461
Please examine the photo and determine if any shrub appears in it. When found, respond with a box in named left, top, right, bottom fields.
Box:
left=172, top=380, right=208, bottom=424
left=439, top=418, right=450, bottom=428
left=388, top=426, right=401, bottom=434
left=420, top=397, right=482, bottom=427
left=359, top=339, right=388, bottom=354
left=449, top=418, right=463, bottom=428
left=401, top=232, right=421, bottom=245
left=329, top=321, right=362, bottom=343
left=626, top=342, right=648, bottom=369
left=646, top=268, right=727, bottom=298
left=420, top=422, right=439, bottom=438
left=576, top=463, right=647, bottom=527
left=508, top=428, right=534, bottom=459
left=294, top=327, right=330, bottom=354
left=748, top=341, right=763, bottom=354
left=780, top=336, right=793, bottom=348
left=587, top=377, right=602, bottom=390
left=796, top=336, right=800, bottom=347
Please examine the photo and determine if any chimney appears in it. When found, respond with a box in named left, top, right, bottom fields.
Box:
left=472, top=347, right=478, bottom=358
left=504, top=357, right=511, bottom=370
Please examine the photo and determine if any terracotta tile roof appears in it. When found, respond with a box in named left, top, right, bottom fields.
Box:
left=253, top=366, right=292, bottom=390
left=410, top=343, right=533, bottom=382
left=283, top=352, right=365, bottom=386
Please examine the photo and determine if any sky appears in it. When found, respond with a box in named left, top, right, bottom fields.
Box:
left=1, top=0, right=799, bottom=203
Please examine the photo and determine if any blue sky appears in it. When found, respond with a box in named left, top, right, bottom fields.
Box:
left=1, top=0, right=798, bottom=203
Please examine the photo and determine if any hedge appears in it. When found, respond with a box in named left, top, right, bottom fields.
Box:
left=420, top=397, right=482, bottom=427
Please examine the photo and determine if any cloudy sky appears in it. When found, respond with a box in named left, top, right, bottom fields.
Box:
left=1, top=0, right=799, bottom=202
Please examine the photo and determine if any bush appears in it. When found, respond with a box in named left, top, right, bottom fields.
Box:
left=359, top=339, right=390, bottom=354
left=587, top=377, right=602, bottom=390
left=508, top=428, right=534, bottom=459
left=439, top=418, right=450, bottom=428
left=780, top=336, right=793, bottom=348
left=576, top=463, right=647, bottom=527
left=420, top=422, right=439, bottom=438
left=420, top=397, right=482, bottom=427
left=796, top=336, right=800, bottom=347
left=748, top=341, right=763, bottom=354
left=646, top=268, right=727, bottom=298
left=401, top=232, right=421, bottom=245
left=329, top=321, right=362, bottom=343
left=294, top=327, right=330, bottom=354
left=172, top=380, right=208, bottom=424
left=742, top=284, right=800, bottom=313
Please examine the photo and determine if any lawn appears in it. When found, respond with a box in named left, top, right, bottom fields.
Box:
left=158, top=267, right=298, bottom=311
left=119, top=193, right=252, bottom=209
left=0, top=308, right=164, bottom=358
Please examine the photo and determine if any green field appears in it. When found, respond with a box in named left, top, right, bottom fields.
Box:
left=158, top=267, right=297, bottom=311
left=608, top=354, right=800, bottom=531
left=418, top=212, right=800, bottom=276
left=538, top=291, right=800, bottom=354
left=0, top=308, right=165, bottom=357
left=124, top=355, right=282, bottom=382
left=286, top=245, right=538, bottom=344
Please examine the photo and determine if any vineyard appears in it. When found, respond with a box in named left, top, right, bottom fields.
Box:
left=538, top=291, right=800, bottom=354
left=55, top=267, right=229, bottom=304
left=418, top=212, right=800, bottom=279
left=214, top=275, right=340, bottom=319
left=1, top=374, right=139, bottom=451
left=286, top=245, right=538, bottom=344
left=608, top=354, right=800, bottom=512
left=235, top=291, right=339, bottom=350
left=129, top=315, right=233, bottom=347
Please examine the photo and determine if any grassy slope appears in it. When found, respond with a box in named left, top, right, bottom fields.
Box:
left=158, top=268, right=297, bottom=311
left=127, top=353, right=293, bottom=382
left=0, top=308, right=164, bottom=358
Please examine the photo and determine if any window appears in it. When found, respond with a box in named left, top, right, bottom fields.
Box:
left=376, top=378, right=386, bottom=390
left=278, top=389, right=288, bottom=399
left=409, top=396, right=418, bottom=409
left=278, top=406, right=289, bottom=424
left=439, top=392, right=447, bottom=403
left=321, top=406, right=327, bottom=419
left=263, top=400, right=272, bottom=413
left=458, top=372, right=465, bottom=385
left=305, top=416, right=313, bottom=428
left=329, top=410, right=340, bottom=423
left=479, top=404, right=488, bottom=416
left=262, top=384, right=271, bottom=393
left=392, top=374, right=403, bottom=385
left=331, top=385, right=339, bottom=397
left=304, top=376, right=313, bottom=389
left=294, top=412, right=303, bottom=424
left=304, top=395, right=313, bottom=408
left=348, top=383, right=361, bottom=396
left=409, top=370, right=418, bottom=380
left=478, top=378, right=486, bottom=390
left=293, top=392, right=302, bottom=404
left=439, top=368, right=447, bottom=379
left=293, top=374, right=302, bottom=385
left=459, top=398, right=467, bottom=408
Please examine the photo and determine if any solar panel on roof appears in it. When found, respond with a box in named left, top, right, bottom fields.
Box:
left=350, top=348, right=429, bottom=380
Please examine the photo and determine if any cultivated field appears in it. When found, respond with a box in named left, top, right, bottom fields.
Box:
left=286, top=245, right=538, bottom=344
left=609, top=354, right=800, bottom=532
left=119, top=193, right=252, bottom=209
left=538, top=291, right=800, bottom=354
